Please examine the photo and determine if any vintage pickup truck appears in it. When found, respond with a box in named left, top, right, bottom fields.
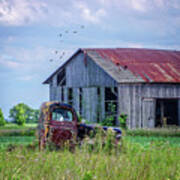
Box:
left=38, top=101, right=122, bottom=149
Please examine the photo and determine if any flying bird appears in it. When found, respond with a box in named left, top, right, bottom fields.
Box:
left=73, top=31, right=77, bottom=34
left=59, top=33, right=62, bottom=37
left=55, top=50, right=58, bottom=54
left=80, top=25, right=85, bottom=29
left=49, top=59, right=53, bottom=62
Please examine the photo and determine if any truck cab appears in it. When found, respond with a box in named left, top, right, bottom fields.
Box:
left=38, top=101, right=78, bottom=149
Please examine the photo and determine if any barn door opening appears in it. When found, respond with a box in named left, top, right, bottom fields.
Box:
left=155, top=99, right=178, bottom=127
left=105, top=87, right=118, bottom=125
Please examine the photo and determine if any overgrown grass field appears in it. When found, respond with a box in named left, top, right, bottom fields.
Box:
left=0, top=139, right=179, bottom=180
left=0, top=124, right=180, bottom=179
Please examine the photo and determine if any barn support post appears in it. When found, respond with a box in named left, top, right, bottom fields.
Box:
left=56, top=86, right=62, bottom=101
left=118, top=85, right=131, bottom=129
left=116, top=87, right=120, bottom=126
left=82, top=88, right=89, bottom=120
left=64, top=87, right=68, bottom=103
left=160, top=101, right=164, bottom=126
left=100, top=87, right=105, bottom=122
left=178, top=99, right=180, bottom=126
left=90, top=87, right=98, bottom=123
left=73, top=88, right=80, bottom=113
left=49, top=82, right=53, bottom=101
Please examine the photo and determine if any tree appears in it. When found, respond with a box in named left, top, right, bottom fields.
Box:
left=26, top=109, right=40, bottom=123
left=9, top=103, right=39, bottom=125
left=9, top=103, right=27, bottom=125
left=0, top=108, right=6, bottom=126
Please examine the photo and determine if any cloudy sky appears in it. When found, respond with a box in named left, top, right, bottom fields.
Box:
left=0, top=0, right=180, bottom=118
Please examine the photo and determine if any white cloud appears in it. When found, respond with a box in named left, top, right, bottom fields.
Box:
left=130, top=0, right=148, bottom=12
left=0, top=0, right=179, bottom=27
left=0, top=0, right=47, bottom=26
left=0, top=57, right=22, bottom=69
left=75, top=2, right=106, bottom=23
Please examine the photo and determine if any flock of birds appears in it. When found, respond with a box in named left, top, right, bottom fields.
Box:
left=49, top=25, right=85, bottom=62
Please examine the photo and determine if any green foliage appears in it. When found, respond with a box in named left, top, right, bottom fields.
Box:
left=0, top=129, right=36, bottom=137
left=77, top=112, right=83, bottom=123
left=124, top=136, right=180, bottom=147
left=9, top=104, right=26, bottom=125
left=0, top=123, right=37, bottom=129
left=126, top=127, right=180, bottom=137
left=0, top=108, right=6, bottom=126
left=26, top=109, right=40, bottom=124
left=118, top=113, right=127, bottom=129
left=101, top=103, right=116, bottom=126
left=101, top=115, right=114, bottom=126
left=9, top=103, right=39, bottom=125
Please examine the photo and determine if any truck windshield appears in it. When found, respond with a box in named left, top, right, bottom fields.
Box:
left=52, top=108, right=73, bottom=122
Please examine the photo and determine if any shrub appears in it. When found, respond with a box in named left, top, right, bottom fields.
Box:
left=0, top=108, right=6, bottom=126
left=9, top=104, right=27, bottom=126
left=118, top=113, right=127, bottom=129
left=101, top=116, right=114, bottom=126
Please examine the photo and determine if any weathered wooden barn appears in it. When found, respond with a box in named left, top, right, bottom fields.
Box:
left=43, top=48, right=180, bottom=128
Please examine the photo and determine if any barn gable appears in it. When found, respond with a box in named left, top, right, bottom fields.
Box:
left=43, top=49, right=118, bottom=87
left=65, top=52, right=117, bottom=87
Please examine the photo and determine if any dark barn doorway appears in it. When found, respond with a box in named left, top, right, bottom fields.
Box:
left=104, top=87, right=118, bottom=125
left=155, top=99, right=178, bottom=127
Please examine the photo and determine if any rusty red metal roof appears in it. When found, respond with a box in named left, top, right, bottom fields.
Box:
left=83, top=48, right=180, bottom=83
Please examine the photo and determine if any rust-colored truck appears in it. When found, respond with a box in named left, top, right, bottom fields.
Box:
left=38, top=101, right=121, bottom=150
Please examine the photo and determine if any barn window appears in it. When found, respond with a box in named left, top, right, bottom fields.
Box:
left=57, top=68, right=66, bottom=86
left=68, top=88, right=73, bottom=105
left=79, top=88, right=83, bottom=116
left=105, top=87, right=118, bottom=122
left=61, top=87, right=64, bottom=102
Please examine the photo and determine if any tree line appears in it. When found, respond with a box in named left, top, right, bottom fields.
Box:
left=0, top=103, right=40, bottom=126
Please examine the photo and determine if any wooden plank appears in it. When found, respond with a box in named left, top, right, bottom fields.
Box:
left=142, top=98, right=155, bottom=128
left=178, top=100, right=180, bottom=126
left=56, top=86, right=61, bottom=101
left=90, top=88, right=98, bottom=122
left=118, top=84, right=131, bottom=129
left=100, top=87, right=105, bottom=122
left=64, top=87, right=68, bottom=103
left=82, top=88, right=89, bottom=120
left=73, top=88, right=80, bottom=113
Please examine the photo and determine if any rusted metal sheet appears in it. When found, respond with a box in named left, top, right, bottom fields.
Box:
left=84, top=48, right=180, bottom=83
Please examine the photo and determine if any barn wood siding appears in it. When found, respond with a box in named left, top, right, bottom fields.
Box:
left=118, top=83, right=180, bottom=129
left=66, top=52, right=117, bottom=87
